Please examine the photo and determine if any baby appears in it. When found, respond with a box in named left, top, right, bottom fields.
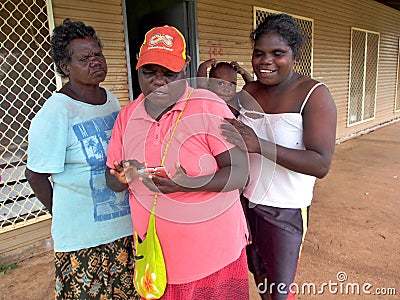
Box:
left=197, top=59, right=252, bottom=116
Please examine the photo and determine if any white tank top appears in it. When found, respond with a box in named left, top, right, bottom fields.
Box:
left=239, top=83, right=324, bottom=208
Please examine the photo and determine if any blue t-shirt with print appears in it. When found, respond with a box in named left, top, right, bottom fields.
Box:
left=27, top=88, right=132, bottom=252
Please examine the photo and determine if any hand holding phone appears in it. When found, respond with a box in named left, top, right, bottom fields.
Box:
left=137, top=166, right=171, bottom=178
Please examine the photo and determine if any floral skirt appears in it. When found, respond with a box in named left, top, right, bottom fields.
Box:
left=143, top=248, right=249, bottom=300
left=55, top=236, right=140, bottom=300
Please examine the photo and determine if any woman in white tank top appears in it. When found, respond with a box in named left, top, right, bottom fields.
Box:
left=220, top=13, right=337, bottom=300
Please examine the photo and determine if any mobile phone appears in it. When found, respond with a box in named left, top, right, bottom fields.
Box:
left=137, top=166, right=171, bottom=178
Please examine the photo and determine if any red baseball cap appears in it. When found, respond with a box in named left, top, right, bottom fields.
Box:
left=136, top=25, right=187, bottom=72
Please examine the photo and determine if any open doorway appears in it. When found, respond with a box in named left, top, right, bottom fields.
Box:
left=124, top=0, right=198, bottom=99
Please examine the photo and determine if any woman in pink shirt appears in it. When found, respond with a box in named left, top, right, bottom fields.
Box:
left=106, top=25, right=250, bottom=299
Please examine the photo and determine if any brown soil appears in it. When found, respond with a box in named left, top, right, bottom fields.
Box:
left=1, top=122, right=399, bottom=300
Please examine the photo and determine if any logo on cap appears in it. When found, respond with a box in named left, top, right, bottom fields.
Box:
left=149, top=34, right=173, bottom=47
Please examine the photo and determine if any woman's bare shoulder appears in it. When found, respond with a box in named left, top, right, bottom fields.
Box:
left=296, top=75, right=320, bottom=89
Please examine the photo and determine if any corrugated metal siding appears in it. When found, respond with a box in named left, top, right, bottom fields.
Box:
left=197, top=0, right=400, bottom=140
left=0, top=219, right=52, bottom=264
left=197, top=0, right=254, bottom=88
left=52, top=0, right=131, bottom=106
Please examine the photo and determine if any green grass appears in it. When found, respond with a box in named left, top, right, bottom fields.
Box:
left=0, top=260, right=18, bottom=274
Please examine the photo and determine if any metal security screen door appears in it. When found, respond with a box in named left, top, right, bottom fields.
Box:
left=253, top=7, right=313, bottom=78
left=1, top=0, right=55, bottom=231
left=348, top=28, right=379, bottom=126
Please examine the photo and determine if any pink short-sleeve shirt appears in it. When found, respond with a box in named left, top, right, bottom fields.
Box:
left=107, top=85, right=248, bottom=284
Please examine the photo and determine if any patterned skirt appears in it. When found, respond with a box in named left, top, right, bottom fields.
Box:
left=55, top=236, right=140, bottom=300
left=143, top=248, right=249, bottom=300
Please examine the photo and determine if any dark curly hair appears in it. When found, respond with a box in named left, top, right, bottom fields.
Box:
left=251, top=13, right=304, bottom=60
left=209, top=62, right=235, bottom=78
left=50, top=18, right=102, bottom=77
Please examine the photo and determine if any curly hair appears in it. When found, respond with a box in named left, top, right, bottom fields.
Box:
left=209, top=62, right=235, bottom=78
left=250, top=13, right=304, bottom=60
left=50, top=18, right=102, bottom=77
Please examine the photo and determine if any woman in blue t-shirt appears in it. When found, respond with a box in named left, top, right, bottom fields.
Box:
left=25, top=19, right=139, bottom=300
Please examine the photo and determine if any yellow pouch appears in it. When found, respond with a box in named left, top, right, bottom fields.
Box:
left=133, top=205, right=167, bottom=299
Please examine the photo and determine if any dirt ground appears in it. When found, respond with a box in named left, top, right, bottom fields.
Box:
left=0, top=121, right=399, bottom=300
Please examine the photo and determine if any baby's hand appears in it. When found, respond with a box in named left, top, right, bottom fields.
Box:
left=231, top=61, right=244, bottom=74
left=203, top=58, right=217, bottom=68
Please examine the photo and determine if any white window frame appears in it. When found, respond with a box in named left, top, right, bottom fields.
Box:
left=347, top=27, right=380, bottom=126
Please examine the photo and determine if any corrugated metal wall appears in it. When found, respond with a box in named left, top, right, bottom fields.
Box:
left=197, top=0, right=400, bottom=140
left=197, top=0, right=254, bottom=89
left=52, top=0, right=131, bottom=106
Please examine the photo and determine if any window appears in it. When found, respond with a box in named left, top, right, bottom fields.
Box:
left=348, top=28, right=379, bottom=126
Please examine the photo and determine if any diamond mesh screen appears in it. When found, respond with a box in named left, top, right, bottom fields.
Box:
left=348, top=28, right=378, bottom=125
left=1, top=0, right=55, bottom=230
left=364, top=33, right=378, bottom=119
left=349, top=30, right=366, bottom=124
left=254, top=8, right=313, bottom=77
